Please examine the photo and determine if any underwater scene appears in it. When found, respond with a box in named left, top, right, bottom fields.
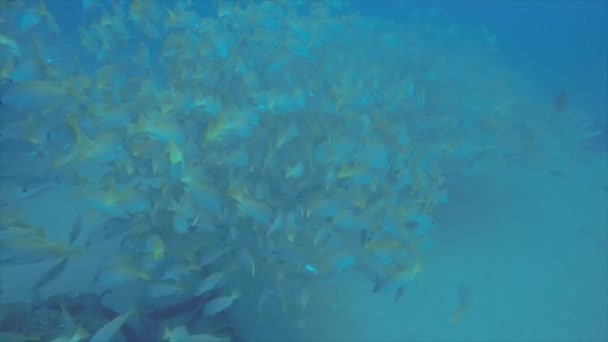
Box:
left=0, top=0, right=606, bottom=341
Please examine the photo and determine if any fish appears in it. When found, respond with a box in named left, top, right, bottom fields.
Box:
left=546, top=169, right=569, bottom=179
left=203, top=291, right=241, bottom=316
left=228, top=185, right=274, bottom=224
left=452, top=285, right=470, bottom=324
left=162, top=325, right=229, bottom=342
left=165, top=8, right=200, bottom=30
left=554, top=91, right=568, bottom=114
left=30, top=257, right=69, bottom=290
left=394, top=285, right=406, bottom=302
left=146, top=281, right=187, bottom=298
left=0, top=176, right=58, bottom=208
left=0, top=234, right=82, bottom=266
left=372, top=261, right=423, bottom=302
left=68, top=210, right=83, bottom=244
left=95, top=258, right=150, bottom=287
left=238, top=248, right=256, bottom=277
left=0, top=34, right=20, bottom=56
left=198, top=244, right=230, bottom=267
left=195, top=270, right=228, bottom=296
left=85, top=215, right=140, bottom=246
left=50, top=326, right=89, bottom=342
left=360, top=229, right=371, bottom=247
left=90, top=307, right=135, bottom=342
left=145, top=234, right=165, bottom=260
left=0, top=79, right=80, bottom=112
left=49, top=303, right=90, bottom=342
left=258, top=288, right=276, bottom=314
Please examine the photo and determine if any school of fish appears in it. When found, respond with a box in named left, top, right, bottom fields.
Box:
left=0, top=0, right=596, bottom=340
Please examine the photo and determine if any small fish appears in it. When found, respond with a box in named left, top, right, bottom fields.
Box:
left=238, top=248, right=255, bottom=277
left=258, top=288, right=275, bottom=313
left=394, top=285, right=406, bottom=302
left=145, top=234, right=165, bottom=260
left=284, top=161, right=304, bottom=179
left=95, top=259, right=150, bottom=287
left=452, top=285, right=470, bottom=324
left=546, top=169, right=569, bottom=179
left=162, top=325, right=229, bottom=342
left=360, top=229, right=371, bottom=247
left=554, top=91, right=568, bottom=114
left=198, top=244, right=230, bottom=267
left=146, top=281, right=187, bottom=298
left=165, top=8, right=200, bottom=30
left=166, top=139, right=184, bottom=166
left=195, top=270, right=228, bottom=296
left=0, top=34, right=20, bottom=56
left=372, top=277, right=386, bottom=293
left=373, top=261, right=422, bottom=301
left=0, top=177, right=58, bottom=208
left=31, top=257, right=68, bottom=290
left=68, top=211, right=82, bottom=244
left=228, top=185, right=273, bottom=224
left=85, top=215, right=139, bottom=246
left=1, top=235, right=81, bottom=266
left=266, top=212, right=284, bottom=238
left=50, top=304, right=90, bottom=342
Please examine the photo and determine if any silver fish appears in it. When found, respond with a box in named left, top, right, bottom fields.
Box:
left=31, top=257, right=68, bottom=290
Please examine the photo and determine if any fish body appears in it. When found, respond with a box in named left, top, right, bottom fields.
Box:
left=203, top=291, right=241, bottom=316
left=1, top=235, right=79, bottom=266
left=373, top=261, right=423, bottom=302
left=31, top=257, right=69, bottom=290
left=229, top=187, right=273, bottom=224
left=195, top=270, right=227, bottom=296
left=90, top=308, right=135, bottom=342
left=68, top=211, right=82, bottom=244
left=163, top=325, right=229, bottom=342
left=452, top=285, right=470, bottom=324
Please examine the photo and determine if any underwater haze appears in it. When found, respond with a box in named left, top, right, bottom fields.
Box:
left=0, top=1, right=606, bottom=341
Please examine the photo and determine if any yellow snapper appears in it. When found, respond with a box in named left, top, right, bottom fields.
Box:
left=228, top=185, right=273, bottom=225
left=95, top=258, right=150, bottom=287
